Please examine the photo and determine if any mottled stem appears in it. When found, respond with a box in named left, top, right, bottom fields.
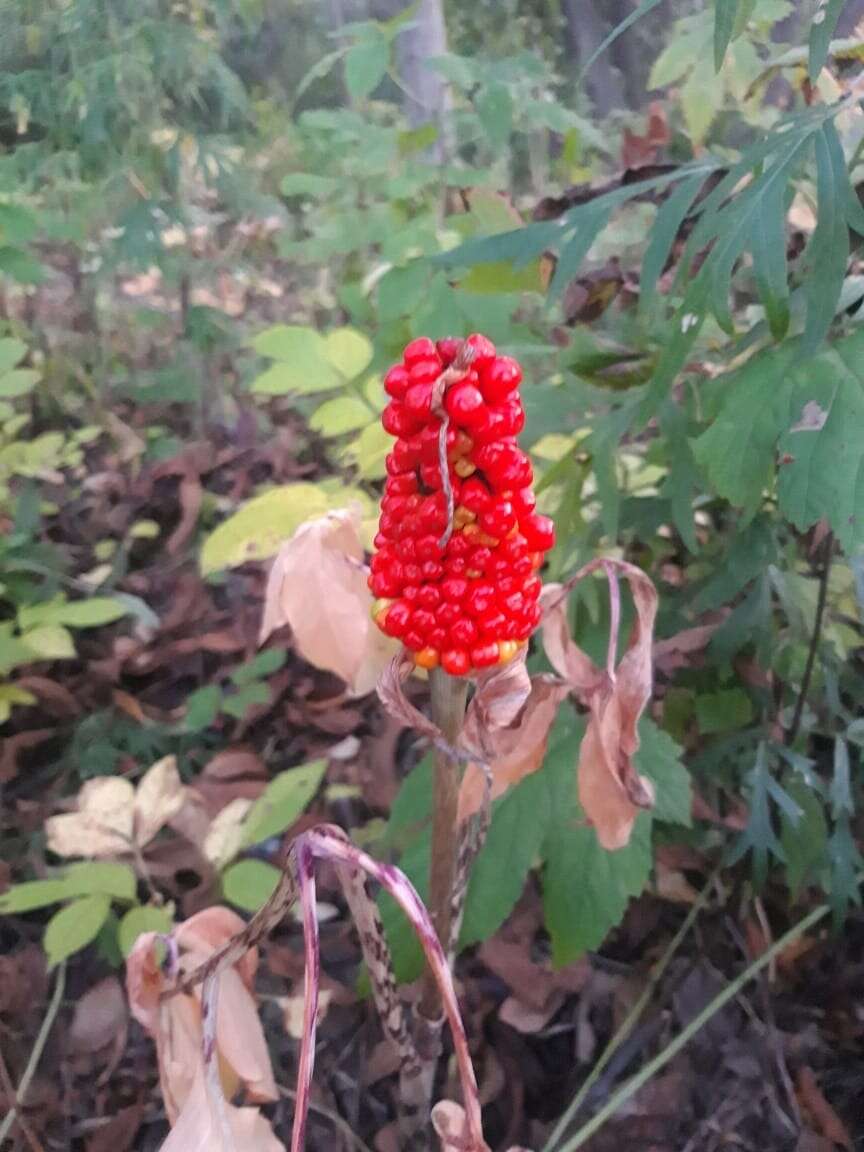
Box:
left=421, top=668, right=470, bottom=1021
left=291, top=842, right=320, bottom=1152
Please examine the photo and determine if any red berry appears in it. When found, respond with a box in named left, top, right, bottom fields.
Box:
left=415, top=534, right=440, bottom=561
left=387, top=473, right=418, bottom=496
left=441, top=648, right=470, bottom=676
left=384, top=364, right=411, bottom=398
left=436, top=601, right=462, bottom=628
left=410, top=608, right=436, bottom=635
left=480, top=500, right=516, bottom=539
left=523, top=574, right=542, bottom=601
left=436, top=337, right=461, bottom=365
left=409, top=358, right=441, bottom=385
left=446, top=532, right=472, bottom=557
left=511, top=554, right=533, bottom=578
left=421, top=560, right=443, bottom=581
left=444, top=556, right=468, bottom=577
left=441, top=577, right=468, bottom=602
left=403, top=629, right=426, bottom=652
left=428, top=627, right=447, bottom=649
left=404, top=382, right=433, bottom=419
left=392, top=437, right=421, bottom=471
left=512, top=486, right=536, bottom=516
left=522, top=514, right=555, bottom=551
left=383, top=601, right=411, bottom=637
left=501, top=591, right=524, bottom=617
left=403, top=337, right=438, bottom=367
left=459, top=477, right=492, bottom=514
left=400, top=536, right=417, bottom=560
left=444, top=382, right=487, bottom=429
left=417, top=585, right=441, bottom=610
left=480, top=355, right=522, bottom=402
left=471, top=641, right=500, bottom=668
left=449, top=618, right=478, bottom=648
left=466, top=333, right=496, bottom=364
left=371, top=571, right=400, bottom=598
left=403, top=585, right=420, bottom=602
left=465, top=581, right=496, bottom=617
left=468, top=546, right=493, bottom=573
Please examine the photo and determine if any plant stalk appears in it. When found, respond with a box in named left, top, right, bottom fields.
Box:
left=419, top=667, right=469, bottom=1021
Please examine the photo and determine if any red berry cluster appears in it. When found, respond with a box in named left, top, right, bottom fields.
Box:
left=369, top=334, right=555, bottom=677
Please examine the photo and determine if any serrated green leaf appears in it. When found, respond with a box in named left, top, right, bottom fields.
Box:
left=118, top=903, right=174, bottom=956
left=460, top=770, right=549, bottom=948
left=640, top=172, right=706, bottom=316
left=250, top=325, right=340, bottom=394
left=310, top=396, right=373, bottom=437
left=44, top=895, right=111, bottom=967
left=200, top=483, right=331, bottom=574
left=221, top=681, right=271, bottom=718
left=781, top=775, right=828, bottom=896
left=183, top=684, right=222, bottom=732
left=831, top=737, right=852, bottom=816
left=242, top=760, right=327, bottom=846
left=636, top=719, right=691, bottom=826
left=750, top=176, right=790, bottom=340
left=344, top=35, right=389, bottom=99
left=695, top=689, right=753, bottom=735
left=549, top=207, right=612, bottom=301
left=324, top=328, right=373, bottom=380
left=541, top=711, right=652, bottom=965
left=828, top=815, right=863, bottom=926
left=714, top=0, right=740, bottom=70
left=222, top=859, right=281, bottom=912
left=344, top=419, right=391, bottom=479
left=809, top=0, right=846, bottom=80
left=230, top=649, right=285, bottom=686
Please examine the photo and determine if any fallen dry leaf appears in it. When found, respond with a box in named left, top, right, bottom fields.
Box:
left=201, top=797, right=253, bottom=869
left=432, top=1101, right=491, bottom=1152
left=462, top=650, right=532, bottom=753
left=376, top=652, right=446, bottom=745
left=541, top=558, right=658, bottom=850
left=46, top=757, right=186, bottom=859
left=126, top=907, right=278, bottom=1139
left=260, top=507, right=398, bottom=695
left=160, top=1071, right=285, bottom=1152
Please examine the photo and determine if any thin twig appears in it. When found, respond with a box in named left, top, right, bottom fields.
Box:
left=0, top=963, right=66, bottom=1147
left=786, top=530, right=833, bottom=745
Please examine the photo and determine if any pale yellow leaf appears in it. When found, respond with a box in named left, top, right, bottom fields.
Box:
left=134, top=756, right=186, bottom=846
left=202, top=798, right=253, bottom=869
left=45, top=777, right=135, bottom=858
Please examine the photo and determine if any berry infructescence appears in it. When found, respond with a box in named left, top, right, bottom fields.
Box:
left=369, top=334, right=555, bottom=677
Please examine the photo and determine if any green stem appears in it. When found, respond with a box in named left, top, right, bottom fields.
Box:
left=552, top=902, right=830, bottom=1152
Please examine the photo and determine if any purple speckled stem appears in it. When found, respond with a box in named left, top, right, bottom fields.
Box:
left=306, top=826, right=484, bottom=1150
left=290, top=842, right=320, bottom=1152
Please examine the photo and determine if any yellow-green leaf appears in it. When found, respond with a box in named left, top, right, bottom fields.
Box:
left=310, top=396, right=373, bottom=437
left=200, top=483, right=331, bottom=575
left=242, top=760, right=327, bottom=846
left=222, top=858, right=281, bottom=912
left=344, top=420, right=391, bottom=479
left=23, top=624, right=75, bottom=660
left=252, top=361, right=340, bottom=396
left=0, top=368, right=39, bottom=398
left=324, top=327, right=373, bottom=380
left=250, top=324, right=340, bottom=394
left=44, top=895, right=111, bottom=967
left=118, top=903, right=175, bottom=956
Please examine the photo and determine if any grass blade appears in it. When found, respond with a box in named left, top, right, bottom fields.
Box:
left=809, top=0, right=847, bottom=80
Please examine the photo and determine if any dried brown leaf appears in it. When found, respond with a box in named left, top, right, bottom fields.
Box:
left=432, top=1101, right=491, bottom=1152
left=796, top=1067, right=853, bottom=1150
left=69, top=976, right=128, bottom=1055
left=459, top=676, right=569, bottom=821
left=462, top=650, right=532, bottom=755
left=259, top=507, right=397, bottom=695
left=376, top=653, right=444, bottom=745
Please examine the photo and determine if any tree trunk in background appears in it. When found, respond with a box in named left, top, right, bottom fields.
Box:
left=371, top=0, right=452, bottom=161
left=562, top=0, right=620, bottom=115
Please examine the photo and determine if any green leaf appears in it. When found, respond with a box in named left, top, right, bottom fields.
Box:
left=230, top=649, right=286, bottom=686
left=200, top=483, right=331, bottom=574
left=549, top=207, right=612, bottom=301
left=459, top=770, right=550, bottom=948
left=221, top=682, right=271, bottom=719
left=344, top=420, right=391, bottom=479
left=828, top=815, right=863, bottom=926
left=809, top=0, right=847, bottom=80
left=750, top=175, right=790, bottom=340
left=781, top=776, right=827, bottom=895
left=541, top=711, right=652, bottom=965
left=324, top=328, right=373, bottom=380
left=344, top=35, right=389, bottom=99
left=61, top=861, right=137, bottom=902
left=0, top=369, right=39, bottom=399
left=830, top=737, right=853, bottom=817
left=0, top=879, right=75, bottom=914
left=242, top=760, right=327, bottom=846
left=636, top=719, right=691, bottom=826
left=18, top=596, right=128, bottom=631
left=776, top=331, right=864, bottom=551
left=0, top=338, right=27, bottom=374
left=0, top=245, right=45, bottom=284
left=44, top=895, right=111, bottom=967
left=250, top=325, right=340, bottom=394
left=714, top=0, right=740, bottom=70
left=803, top=121, right=849, bottom=354
left=310, top=396, right=373, bottom=437
left=183, top=684, right=222, bottom=732
left=22, top=624, right=75, bottom=660
left=280, top=173, right=339, bottom=198
left=640, top=172, right=706, bottom=316
left=118, top=904, right=174, bottom=956
left=729, top=743, right=786, bottom=889
left=695, top=689, right=754, bottom=735
left=477, top=83, right=514, bottom=148
left=222, top=859, right=282, bottom=912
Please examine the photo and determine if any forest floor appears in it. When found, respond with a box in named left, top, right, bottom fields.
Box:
left=1, top=245, right=863, bottom=1152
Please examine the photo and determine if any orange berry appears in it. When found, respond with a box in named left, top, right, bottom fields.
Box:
left=414, top=646, right=440, bottom=670
left=454, top=458, right=477, bottom=478
left=498, top=640, right=519, bottom=664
